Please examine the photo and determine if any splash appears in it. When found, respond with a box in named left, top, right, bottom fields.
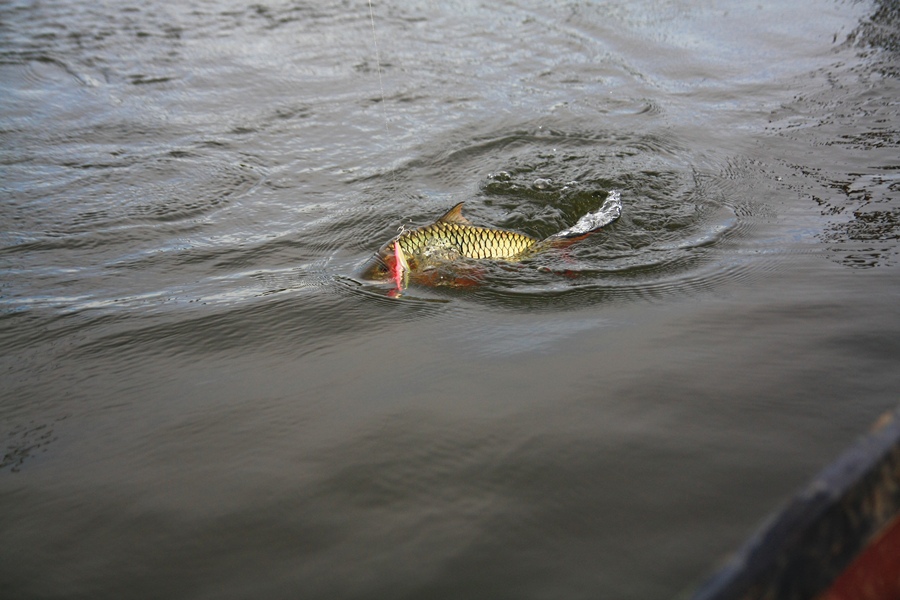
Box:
left=549, top=190, right=622, bottom=239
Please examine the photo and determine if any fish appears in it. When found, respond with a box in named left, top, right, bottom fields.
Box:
left=361, top=189, right=622, bottom=290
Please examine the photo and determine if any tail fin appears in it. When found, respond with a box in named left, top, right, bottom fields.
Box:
left=546, top=190, right=622, bottom=240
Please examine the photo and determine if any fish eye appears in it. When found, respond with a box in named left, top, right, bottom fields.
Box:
left=361, top=254, right=391, bottom=279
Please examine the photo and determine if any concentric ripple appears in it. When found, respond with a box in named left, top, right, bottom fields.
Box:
left=350, top=121, right=761, bottom=306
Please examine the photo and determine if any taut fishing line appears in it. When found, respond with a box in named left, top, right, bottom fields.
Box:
left=367, top=0, right=394, bottom=182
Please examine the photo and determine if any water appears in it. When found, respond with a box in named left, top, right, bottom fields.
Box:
left=2, top=0, right=899, bottom=598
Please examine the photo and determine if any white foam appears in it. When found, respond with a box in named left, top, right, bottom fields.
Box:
left=550, top=190, right=622, bottom=239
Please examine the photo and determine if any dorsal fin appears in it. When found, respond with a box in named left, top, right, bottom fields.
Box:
left=436, top=202, right=471, bottom=225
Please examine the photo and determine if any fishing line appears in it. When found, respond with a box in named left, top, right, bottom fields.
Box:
left=367, top=0, right=394, bottom=182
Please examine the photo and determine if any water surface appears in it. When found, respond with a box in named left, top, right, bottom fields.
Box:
left=2, top=0, right=900, bottom=598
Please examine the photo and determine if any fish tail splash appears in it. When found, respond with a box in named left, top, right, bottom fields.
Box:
left=545, top=189, right=622, bottom=241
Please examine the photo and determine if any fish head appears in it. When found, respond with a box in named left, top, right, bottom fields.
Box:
left=360, top=237, right=412, bottom=281
left=360, top=203, right=475, bottom=282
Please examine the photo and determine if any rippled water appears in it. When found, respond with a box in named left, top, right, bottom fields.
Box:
left=2, top=0, right=899, bottom=598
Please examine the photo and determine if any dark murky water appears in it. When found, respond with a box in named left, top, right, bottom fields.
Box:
left=2, top=0, right=899, bottom=598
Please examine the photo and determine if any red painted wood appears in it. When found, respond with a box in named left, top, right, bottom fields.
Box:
left=818, top=514, right=900, bottom=600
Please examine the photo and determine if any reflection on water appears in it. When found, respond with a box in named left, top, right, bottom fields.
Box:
left=2, top=0, right=899, bottom=598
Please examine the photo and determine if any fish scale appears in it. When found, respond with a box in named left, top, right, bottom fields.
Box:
left=398, top=222, right=538, bottom=262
